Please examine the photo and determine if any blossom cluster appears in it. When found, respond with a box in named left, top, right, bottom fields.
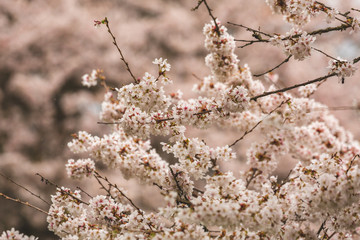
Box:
left=265, top=0, right=338, bottom=26
left=328, top=57, right=357, bottom=82
left=65, top=158, right=95, bottom=180
left=270, top=28, right=316, bottom=61
left=52, top=17, right=360, bottom=238
left=81, top=69, right=99, bottom=88
left=0, top=228, right=37, bottom=240
left=3, top=0, right=360, bottom=239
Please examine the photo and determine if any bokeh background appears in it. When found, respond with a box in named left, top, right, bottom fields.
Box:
left=1, top=0, right=360, bottom=238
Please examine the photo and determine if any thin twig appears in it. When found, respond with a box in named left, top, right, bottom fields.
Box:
left=191, top=0, right=203, bottom=11
left=103, top=17, right=137, bottom=83
left=192, top=73, right=203, bottom=81
left=346, top=154, right=360, bottom=175
left=253, top=55, right=292, bottom=77
left=192, top=0, right=220, bottom=36
left=353, top=56, right=360, bottom=64
left=0, top=171, right=50, bottom=205
left=98, top=109, right=213, bottom=125
left=170, top=167, right=184, bottom=197
left=229, top=99, right=289, bottom=147
left=245, top=168, right=262, bottom=188
left=169, top=167, right=192, bottom=207
left=315, top=1, right=350, bottom=19
left=327, top=231, right=337, bottom=240
left=227, top=22, right=272, bottom=37
left=76, top=186, right=93, bottom=199
left=0, top=192, right=48, bottom=215
left=312, top=47, right=338, bottom=61
left=317, top=218, right=328, bottom=236
left=36, top=173, right=88, bottom=205
left=273, top=170, right=295, bottom=194
left=251, top=73, right=337, bottom=101
left=231, top=20, right=351, bottom=50
left=308, top=24, right=351, bottom=36
left=93, top=171, right=143, bottom=215
left=237, top=40, right=268, bottom=48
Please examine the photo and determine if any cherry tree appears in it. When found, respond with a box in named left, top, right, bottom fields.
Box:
left=2, top=0, right=360, bottom=239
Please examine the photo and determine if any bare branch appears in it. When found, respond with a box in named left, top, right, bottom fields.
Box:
left=0, top=171, right=50, bottom=206
left=93, top=171, right=144, bottom=216
left=253, top=55, right=292, bottom=77
left=76, top=186, right=93, bottom=199
left=103, top=17, right=138, bottom=83
left=36, top=173, right=88, bottom=205
left=227, top=22, right=272, bottom=37
left=245, top=168, right=262, bottom=188
left=169, top=167, right=193, bottom=207
left=312, top=47, right=338, bottom=61
left=317, top=218, right=328, bottom=236
left=0, top=192, right=48, bottom=215
left=251, top=73, right=337, bottom=101
left=192, top=0, right=221, bottom=36
left=346, top=154, right=360, bottom=175
left=229, top=99, right=289, bottom=147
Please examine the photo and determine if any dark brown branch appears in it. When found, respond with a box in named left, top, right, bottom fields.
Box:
left=192, top=0, right=220, bottom=36
left=315, top=1, right=350, bottom=19
left=191, top=0, right=204, bottom=11
left=251, top=73, right=337, bottom=101
left=346, top=154, right=360, bottom=175
left=353, top=56, right=360, bottom=64
left=103, top=17, right=138, bottom=83
left=93, top=171, right=144, bottom=215
left=253, top=55, right=292, bottom=77
left=76, top=186, right=93, bottom=199
left=312, top=47, right=338, bottom=61
left=327, top=231, right=337, bottom=240
left=317, top=218, right=328, bottom=236
left=232, top=20, right=351, bottom=50
left=276, top=176, right=300, bottom=194
left=308, top=24, right=350, bottom=36
left=0, top=192, right=48, bottom=215
left=169, top=167, right=192, bottom=207
left=0, top=171, right=50, bottom=205
left=237, top=40, right=268, bottom=48
left=36, top=173, right=88, bottom=205
left=229, top=100, right=289, bottom=147
left=245, top=168, right=262, bottom=188
left=227, top=22, right=272, bottom=37
left=98, top=109, right=213, bottom=125
left=193, top=187, right=204, bottom=194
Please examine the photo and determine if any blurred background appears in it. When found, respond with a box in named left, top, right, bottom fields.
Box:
left=1, top=0, right=360, bottom=238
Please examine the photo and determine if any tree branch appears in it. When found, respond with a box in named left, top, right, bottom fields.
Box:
left=253, top=55, right=292, bottom=77
left=251, top=73, right=337, bottom=101
left=229, top=99, right=289, bottom=147
left=0, top=192, right=48, bottom=215
left=103, top=17, right=138, bottom=83
left=0, top=171, right=50, bottom=206
left=192, top=0, right=220, bottom=36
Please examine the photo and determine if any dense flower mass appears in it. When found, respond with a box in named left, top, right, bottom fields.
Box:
left=3, top=0, right=360, bottom=239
